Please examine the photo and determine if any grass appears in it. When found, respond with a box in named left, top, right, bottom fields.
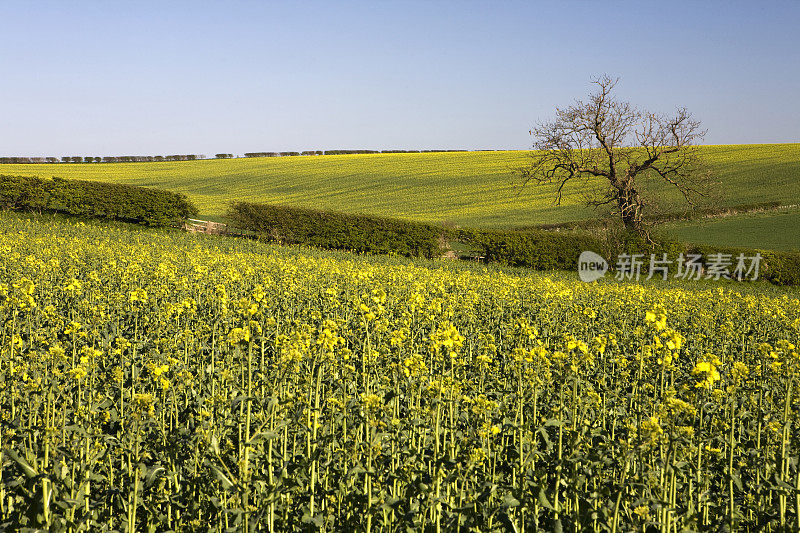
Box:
left=2, top=144, right=798, bottom=229
left=661, top=206, right=800, bottom=252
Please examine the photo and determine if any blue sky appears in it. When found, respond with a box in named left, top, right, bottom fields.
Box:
left=1, top=0, right=798, bottom=156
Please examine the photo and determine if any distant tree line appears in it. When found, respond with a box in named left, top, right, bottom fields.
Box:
left=242, top=149, right=470, bottom=157
left=242, top=151, right=310, bottom=157
left=0, top=149, right=480, bottom=164
left=0, top=157, right=61, bottom=164
left=0, top=155, right=206, bottom=164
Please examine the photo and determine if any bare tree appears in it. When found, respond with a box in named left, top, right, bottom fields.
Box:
left=521, top=75, right=710, bottom=230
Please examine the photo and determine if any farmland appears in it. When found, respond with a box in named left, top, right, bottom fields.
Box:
left=2, top=212, right=799, bottom=531
left=1, top=144, right=798, bottom=230
left=661, top=207, right=800, bottom=252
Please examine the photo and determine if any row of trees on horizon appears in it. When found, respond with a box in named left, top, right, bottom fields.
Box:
left=0, top=155, right=205, bottom=164
left=0, top=149, right=512, bottom=164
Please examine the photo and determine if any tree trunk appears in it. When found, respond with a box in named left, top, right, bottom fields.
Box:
left=617, top=186, right=643, bottom=230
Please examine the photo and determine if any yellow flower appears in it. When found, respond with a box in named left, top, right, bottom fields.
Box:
left=134, top=393, right=156, bottom=416
left=468, top=447, right=487, bottom=467
left=645, top=310, right=667, bottom=331
left=694, top=361, right=711, bottom=374
left=633, top=505, right=650, bottom=521
left=69, top=366, right=88, bottom=380
left=129, top=288, right=148, bottom=304
left=227, top=327, right=250, bottom=345
left=692, top=356, right=721, bottom=389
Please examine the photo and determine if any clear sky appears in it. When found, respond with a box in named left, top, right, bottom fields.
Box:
left=1, top=0, right=798, bottom=156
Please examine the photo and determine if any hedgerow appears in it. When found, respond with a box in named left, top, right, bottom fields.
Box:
left=0, top=174, right=197, bottom=226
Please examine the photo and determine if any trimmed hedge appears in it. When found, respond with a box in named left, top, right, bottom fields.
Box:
left=226, top=201, right=444, bottom=258
left=458, top=228, right=608, bottom=270
left=688, top=243, right=800, bottom=286
left=458, top=227, right=800, bottom=285
left=760, top=251, right=800, bottom=286
left=612, top=232, right=800, bottom=285
left=0, top=175, right=198, bottom=227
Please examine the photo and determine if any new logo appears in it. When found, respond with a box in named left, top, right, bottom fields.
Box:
left=578, top=251, right=608, bottom=282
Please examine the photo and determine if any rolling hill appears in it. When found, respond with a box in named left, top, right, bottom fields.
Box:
left=1, top=144, right=798, bottom=231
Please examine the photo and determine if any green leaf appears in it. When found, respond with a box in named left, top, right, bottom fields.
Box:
left=5, top=449, right=38, bottom=478
left=731, top=472, right=743, bottom=492
left=145, top=465, right=166, bottom=487
left=209, top=464, right=235, bottom=491
left=537, top=487, right=555, bottom=510
left=503, top=493, right=521, bottom=508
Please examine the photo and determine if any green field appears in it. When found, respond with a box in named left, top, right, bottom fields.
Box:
left=661, top=206, right=800, bottom=251
left=2, top=144, right=798, bottom=229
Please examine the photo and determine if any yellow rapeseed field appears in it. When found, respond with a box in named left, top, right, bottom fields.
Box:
left=1, top=213, right=799, bottom=531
